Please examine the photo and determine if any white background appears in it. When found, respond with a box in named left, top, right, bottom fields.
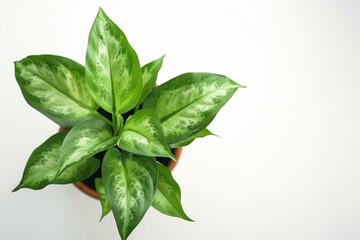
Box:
left=1, top=0, right=360, bottom=239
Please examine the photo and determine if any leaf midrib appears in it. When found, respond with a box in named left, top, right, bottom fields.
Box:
left=159, top=88, right=218, bottom=123
left=121, top=157, right=130, bottom=238
left=123, top=128, right=151, bottom=143
left=102, top=22, right=116, bottom=114
left=65, top=136, right=116, bottom=157
left=100, top=18, right=130, bottom=114
left=23, top=67, right=99, bottom=116
left=61, top=137, right=116, bottom=172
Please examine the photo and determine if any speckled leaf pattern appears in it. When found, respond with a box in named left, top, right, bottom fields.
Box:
left=95, top=178, right=111, bottom=221
left=13, top=132, right=100, bottom=191
left=169, top=128, right=214, bottom=148
left=118, top=109, right=175, bottom=159
left=85, top=8, right=142, bottom=114
left=102, top=148, right=158, bottom=240
left=15, top=55, right=99, bottom=128
left=143, top=73, right=242, bottom=143
left=59, top=119, right=116, bottom=174
left=138, top=55, right=165, bottom=104
left=152, top=163, right=193, bottom=221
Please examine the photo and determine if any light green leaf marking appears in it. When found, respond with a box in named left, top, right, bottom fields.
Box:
left=102, top=148, right=158, bottom=240
left=138, top=55, right=165, bottom=105
left=118, top=109, right=174, bottom=159
left=15, top=55, right=99, bottom=128
left=169, top=128, right=214, bottom=148
left=95, top=178, right=111, bottom=221
left=13, top=132, right=100, bottom=191
left=152, top=163, right=193, bottom=221
left=143, top=73, right=242, bottom=143
left=85, top=8, right=142, bottom=114
left=59, top=118, right=116, bottom=175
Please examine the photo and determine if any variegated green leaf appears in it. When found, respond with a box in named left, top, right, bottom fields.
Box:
left=169, top=128, right=214, bottom=148
left=55, top=157, right=99, bottom=184
left=102, top=148, right=158, bottom=240
left=95, top=178, right=111, bottom=221
left=15, top=55, right=100, bottom=128
left=13, top=132, right=100, bottom=191
left=143, top=73, right=242, bottom=143
left=118, top=109, right=174, bottom=160
left=152, top=163, right=193, bottom=221
left=138, top=55, right=165, bottom=105
left=59, top=119, right=116, bottom=175
left=85, top=8, right=142, bottom=114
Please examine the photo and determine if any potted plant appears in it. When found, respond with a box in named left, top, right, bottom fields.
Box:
left=13, top=8, right=243, bottom=240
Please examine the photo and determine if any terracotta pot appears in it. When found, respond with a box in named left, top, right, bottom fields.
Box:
left=73, top=148, right=182, bottom=199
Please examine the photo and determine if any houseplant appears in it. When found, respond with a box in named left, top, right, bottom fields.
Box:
left=13, top=8, right=243, bottom=240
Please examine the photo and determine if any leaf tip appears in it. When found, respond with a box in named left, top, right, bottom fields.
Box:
left=238, top=83, right=247, bottom=88
left=212, top=133, right=221, bottom=138
left=14, top=61, right=20, bottom=71
left=178, top=209, right=194, bottom=222
left=120, top=230, right=130, bottom=240
left=179, top=211, right=195, bottom=222
left=97, top=7, right=108, bottom=19
left=168, top=151, right=177, bottom=162
left=12, top=184, right=22, bottom=192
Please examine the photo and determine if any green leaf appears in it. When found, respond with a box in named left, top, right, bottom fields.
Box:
left=85, top=8, right=142, bottom=114
left=102, top=148, right=158, bottom=240
left=59, top=118, right=116, bottom=175
left=138, top=55, right=165, bottom=105
left=118, top=109, right=175, bottom=160
left=143, top=73, right=242, bottom=143
left=15, top=55, right=100, bottom=128
left=169, top=128, right=214, bottom=148
left=95, top=178, right=111, bottom=221
left=13, top=132, right=100, bottom=191
left=152, top=163, right=193, bottom=221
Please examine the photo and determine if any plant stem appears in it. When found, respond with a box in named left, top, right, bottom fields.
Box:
left=112, top=114, right=118, bottom=136
left=112, top=112, right=124, bottom=136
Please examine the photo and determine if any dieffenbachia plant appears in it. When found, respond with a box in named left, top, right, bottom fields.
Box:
left=13, top=8, right=243, bottom=240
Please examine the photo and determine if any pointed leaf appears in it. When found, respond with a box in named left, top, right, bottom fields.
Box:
left=102, top=148, right=158, bottom=240
left=118, top=109, right=174, bottom=159
left=85, top=8, right=142, bottom=114
left=169, top=128, right=214, bottom=148
left=59, top=118, right=116, bottom=174
left=15, top=55, right=99, bottom=128
left=152, top=163, right=193, bottom=221
left=143, top=73, right=242, bottom=143
left=13, top=132, right=100, bottom=191
left=138, top=55, right=164, bottom=104
left=95, top=178, right=111, bottom=221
